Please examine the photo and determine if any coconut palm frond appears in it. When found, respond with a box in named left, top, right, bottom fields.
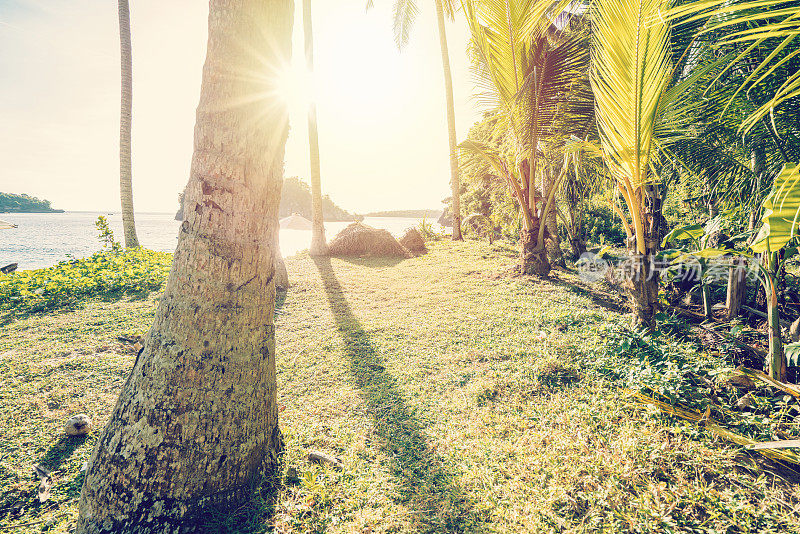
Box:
left=393, top=0, right=419, bottom=48
left=463, top=0, right=570, bottom=112
left=666, top=0, right=800, bottom=134
left=591, top=0, right=674, bottom=253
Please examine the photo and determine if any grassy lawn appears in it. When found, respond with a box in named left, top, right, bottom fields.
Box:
left=2, top=240, right=800, bottom=532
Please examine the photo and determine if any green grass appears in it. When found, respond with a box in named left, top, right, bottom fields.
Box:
left=1, top=240, right=799, bottom=532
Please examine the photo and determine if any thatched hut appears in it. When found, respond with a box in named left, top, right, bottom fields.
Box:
left=280, top=213, right=313, bottom=230
left=328, top=222, right=412, bottom=258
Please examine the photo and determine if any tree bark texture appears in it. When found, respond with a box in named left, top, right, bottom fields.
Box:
left=520, top=224, right=550, bottom=277
left=76, top=1, right=292, bottom=531
left=627, top=189, right=662, bottom=328
left=726, top=256, right=747, bottom=320
left=303, top=0, right=328, bottom=256
left=434, top=0, right=462, bottom=240
left=766, top=251, right=788, bottom=381
left=542, top=170, right=565, bottom=267
left=118, top=0, right=139, bottom=248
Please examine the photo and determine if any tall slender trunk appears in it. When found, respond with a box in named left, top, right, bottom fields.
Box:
left=434, top=0, right=462, bottom=240
left=304, top=0, right=328, bottom=256
left=76, top=1, right=292, bottom=531
left=766, top=251, right=788, bottom=381
left=748, top=143, right=766, bottom=231
left=118, top=0, right=139, bottom=248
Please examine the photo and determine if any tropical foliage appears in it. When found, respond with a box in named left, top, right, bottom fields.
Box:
left=0, top=248, right=171, bottom=315
left=0, top=192, right=62, bottom=213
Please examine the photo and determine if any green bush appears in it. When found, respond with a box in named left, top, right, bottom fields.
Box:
left=585, top=203, right=627, bottom=246
left=0, top=248, right=172, bottom=315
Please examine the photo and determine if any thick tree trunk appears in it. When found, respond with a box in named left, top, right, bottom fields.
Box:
left=118, top=0, right=139, bottom=248
left=726, top=256, right=747, bottom=320
left=542, top=171, right=565, bottom=267
left=520, top=224, right=550, bottom=277
left=627, top=189, right=662, bottom=328
left=76, top=1, right=292, bottom=532
left=626, top=255, right=659, bottom=329
left=434, top=0, right=461, bottom=240
left=304, top=0, right=328, bottom=256
left=568, top=235, right=587, bottom=259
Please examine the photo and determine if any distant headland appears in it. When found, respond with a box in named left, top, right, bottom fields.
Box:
left=0, top=192, right=64, bottom=213
left=364, top=209, right=442, bottom=218
left=175, top=176, right=361, bottom=222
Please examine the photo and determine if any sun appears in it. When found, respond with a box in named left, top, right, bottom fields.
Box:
left=275, top=61, right=314, bottom=114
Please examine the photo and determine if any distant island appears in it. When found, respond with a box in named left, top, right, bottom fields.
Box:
left=0, top=192, right=64, bottom=213
left=278, top=177, right=359, bottom=221
left=364, top=209, right=442, bottom=218
left=175, top=177, right=359, bottom=222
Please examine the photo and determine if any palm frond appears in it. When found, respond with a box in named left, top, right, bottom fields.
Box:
left=666, top=0, right=800, bottom=134
left=591, top=0, right=674, bottom=253
left=393, top=0, right=419, bottom=48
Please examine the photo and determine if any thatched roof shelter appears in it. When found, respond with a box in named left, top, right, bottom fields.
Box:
left=280, top=213, right=313, bottom=230
left=328, top=222, right=412, bottom=258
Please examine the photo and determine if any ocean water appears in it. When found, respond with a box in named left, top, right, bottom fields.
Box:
left=0, top=212, right=439, bottom=271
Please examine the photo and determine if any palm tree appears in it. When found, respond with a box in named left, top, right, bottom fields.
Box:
left=380, top=0, right=463, bottom=239
left=304, top=0, right=329, bottom=255
left=668, top=0, right=800, bottom=135
left=590, top=0, right=674, bottom=327
left=460, top=0, right=588, bottom=276
left=75, top=0, right=292, bottom=530
left=118, top=0, right=139, bottom=248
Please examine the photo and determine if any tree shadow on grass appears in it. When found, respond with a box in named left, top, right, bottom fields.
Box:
left=547, top=273, right=626, bottom=313
left=333, top=255, right=407, bottom=269
left=37, top=435, right=86, bottom=473
left=313, top=258, right=482, bottom=533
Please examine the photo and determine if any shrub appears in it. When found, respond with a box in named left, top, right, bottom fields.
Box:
left=585, top=204, right=627, bottom=246
left=0, top=248, right=172, bottom=315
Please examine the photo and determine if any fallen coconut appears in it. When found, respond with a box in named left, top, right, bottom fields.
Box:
left=65, top=414, right=92, bottom=436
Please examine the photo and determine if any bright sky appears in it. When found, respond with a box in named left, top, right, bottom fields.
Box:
left=0, top=0, right=481, bottom=214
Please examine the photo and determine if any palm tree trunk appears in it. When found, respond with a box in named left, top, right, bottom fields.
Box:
left=520, top=220, right=550, bottom=276
left=118, top=0, right=139, bottom=248
left=765, top=251, right=788, bottom=381
left=542, top=168, right=565, bottom=267
left=434, top=0, right=462, bottom=240
left=76, top=1, right=292, bottom=531
left=627, top=188, right=662, bottom=328
left=304, top=0, right=328, bottom=256
left=725, top=256, right=747, bottom=320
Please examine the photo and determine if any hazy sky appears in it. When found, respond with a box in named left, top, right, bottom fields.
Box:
left=0, top=0, right=482, bottom=214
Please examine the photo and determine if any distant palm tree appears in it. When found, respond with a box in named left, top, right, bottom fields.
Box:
left=374, top=0, right=463, bottom=239
left=304, top=0, right=329, bottom=255
left=118, top=0, right=139, bottom=248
